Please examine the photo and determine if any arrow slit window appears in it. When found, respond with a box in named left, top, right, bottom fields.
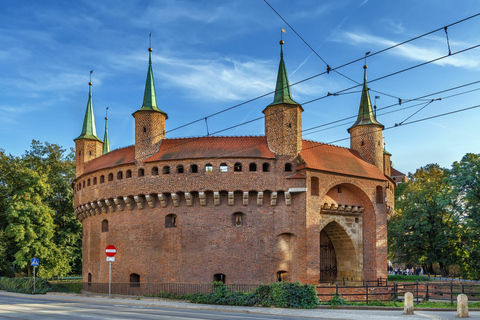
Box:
left=233, top=212, right=244, bottom=227
left=102, top=219, right=108, bottom=232
left=166, top=214, right=177, bottom=228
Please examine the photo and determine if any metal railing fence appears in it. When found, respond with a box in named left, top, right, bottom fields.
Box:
left=78, top=282, right=260, bottom=297
left=317, top=280, right=480, bottom=304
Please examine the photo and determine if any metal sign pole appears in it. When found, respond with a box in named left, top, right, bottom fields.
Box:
left=109, top=261, right=112, bottom=298
left=33, top=266, right=36, bottom=294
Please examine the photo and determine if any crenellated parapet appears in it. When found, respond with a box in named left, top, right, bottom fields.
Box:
left=320, top=202, right=365, bottom=216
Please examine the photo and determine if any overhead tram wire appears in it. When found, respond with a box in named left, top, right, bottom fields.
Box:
left=164, top=12, right=480, bottom=136
left=163, top=13, right=480, bottom=133
left=145, top=36, right=480, bottom=147
left=134, top=78, right=480, bottom=166
left=263, top=2, right=480, bottom=97
left=323, top=104, right=480, bottom=147
left=263, top=0, right=361, bottom=85
left=301, top=42, right=480, bottom=106
left=147, top=39, right=480, bottom=150
left=210, top=43, right=480, bottom=137
left=136, top=102, right=480, bottom=177
left=213, top=80, right=480, bottom=138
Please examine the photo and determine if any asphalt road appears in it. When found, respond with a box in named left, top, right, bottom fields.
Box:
left=0, top=292, right=479, bottom=320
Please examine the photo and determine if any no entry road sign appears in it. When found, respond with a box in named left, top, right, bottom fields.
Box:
left=105, top=245, right=117, bottom=257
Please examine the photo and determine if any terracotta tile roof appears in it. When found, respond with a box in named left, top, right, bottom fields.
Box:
left=145, top=136, right=275, bottom=162
left=287, top=172, right=306, bottom=179
left=298, top=140, right=386, bottom=181
left=391, top=167, right=406, bottom=177
left=82, top=146, right=135, bottom=176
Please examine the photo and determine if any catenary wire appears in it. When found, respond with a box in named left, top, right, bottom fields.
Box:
left=164, top=12, right=480, bottom=135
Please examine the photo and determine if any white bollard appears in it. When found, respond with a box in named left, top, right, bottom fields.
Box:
left=404, top=292, right=414, bottom=315
left=457, top=294, right=469, bottom=318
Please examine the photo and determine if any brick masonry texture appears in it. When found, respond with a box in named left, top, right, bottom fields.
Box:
left=74, top=90, right=393, bottom=287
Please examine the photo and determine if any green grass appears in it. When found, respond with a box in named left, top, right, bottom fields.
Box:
left=387, top=275, right=431, bottom=282
left=320, top=299, right=480, bottom=308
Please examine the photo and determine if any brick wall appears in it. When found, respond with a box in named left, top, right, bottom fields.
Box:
left=349, top=125, right=383, bottom=172
left=75, top=139, right=104, bottom=178
left=133, top=110, right=166, bottom=161
left=263, top=104, right=302, bottom=156
left=75, top=147, right=392, bottom=286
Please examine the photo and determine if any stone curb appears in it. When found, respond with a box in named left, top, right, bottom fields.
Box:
left=2, top=291, right=480, bottom=314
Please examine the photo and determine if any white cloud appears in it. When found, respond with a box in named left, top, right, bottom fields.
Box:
left=380, top=18, right=405, bottom=34
left=338, top=31, right=480, bottom=69
left=155, top=54, right=275, bottom=101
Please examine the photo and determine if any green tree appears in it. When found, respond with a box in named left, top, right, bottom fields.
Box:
left=388, top=164, right=463, bottom=276
left=4, top=164, right=69, bottom=278
left=450, top=153, right=480, bottom=279
left=0, top=141, right=80, bottom=277
left=22, top=141, right=81, bottom=274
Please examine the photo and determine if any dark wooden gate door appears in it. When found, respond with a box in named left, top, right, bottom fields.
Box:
left=320, top=230, right=337, bottom=283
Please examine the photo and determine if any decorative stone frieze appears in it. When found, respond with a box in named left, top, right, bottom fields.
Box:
left=114, top=197, right=124, bottom=211
left=158, top=194, right=167, bottom=207
left=285, top=191, right=291, bottom=206
left=257, top=192, right=263, bottom=206
left=321, top=203, right=364, bottom=216
left=271, top=192, right=277, bottom=206
left=185, top=192, right=193, bottom=206
left=171, top=193, right=179, bottom=207
left=90, top=202, right=100, bottom=214
left=199, top=192, right=206, bottom=206
left=243, top=192, right=249, bottom=206
left=134, top=195, right=144, bottom=210
left=145, top=194, right=155, bottom=208
left=105, top=199, right=115, bottom=212
left=97, top=200, right=107, bottom=213
left=123, top=196, right=134, bottom=210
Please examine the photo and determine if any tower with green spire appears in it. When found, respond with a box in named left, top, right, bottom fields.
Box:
left=133, top=46, right=168, bottom=162
left=103, top=114, right=110, bottom=154
left=348, top=65, right=385, bottom=172
left=74, top=81, right=104, bottom=177
left=263, top=40, right=303, bottom=156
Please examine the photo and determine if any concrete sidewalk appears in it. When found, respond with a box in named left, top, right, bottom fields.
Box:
left=0, top=290, right=479, bottom=319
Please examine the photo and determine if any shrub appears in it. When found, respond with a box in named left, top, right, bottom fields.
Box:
left=49, top=281, right=83, bottom=293
left=0, top=277, right=52, bottom=294
left=190, top=282, right=318, bottom=309
left=328, top=291, right=345, bottom=306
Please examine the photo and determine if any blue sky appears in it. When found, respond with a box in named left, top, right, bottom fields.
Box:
left=1, top=0, right=480, bottom=174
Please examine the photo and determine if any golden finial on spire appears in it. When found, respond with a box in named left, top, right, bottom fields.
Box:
left=89, top=70, right=93, bottom=85
left=148, top=32, right=152, bottom=52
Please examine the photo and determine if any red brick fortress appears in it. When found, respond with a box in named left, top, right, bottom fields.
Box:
left=73, top=42, right=395, bottom=286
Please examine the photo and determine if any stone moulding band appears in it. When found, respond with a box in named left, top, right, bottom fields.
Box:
left=75, top=190, right=292, bottom=222
left=321, top=202, right=364, bottom=216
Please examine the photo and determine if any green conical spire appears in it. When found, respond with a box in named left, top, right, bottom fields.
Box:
left=136, top=47, right=168, bottom=117
left=75, top=82, right=102, bottom=141
left=103, top=115, right=110, bottom=154
left=268, top=41, right=299, bottom=107
left=349, top=65, right=383, bottom=131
